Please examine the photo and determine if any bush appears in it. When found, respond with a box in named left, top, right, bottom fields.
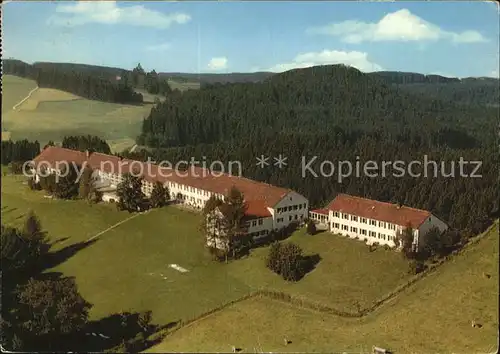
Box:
left=266, top=242, right=306, bottom=281
left=383, top=244, right=391, bottom=251
left=408, top=260, right=426, bottom=275
left=306, top=221, right=317, bottom=235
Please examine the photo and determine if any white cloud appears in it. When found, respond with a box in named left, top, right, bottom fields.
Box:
left=207, top=57, right=228, bottom=71
left=490, top=70, right=499, bottom=78
left=47, top=1, right=191, bottom=29
left=145, top=42, right=171, bottom=52
left=308, top=9, right=487, bottom=44
left=262, top=50, right=383, bottom=73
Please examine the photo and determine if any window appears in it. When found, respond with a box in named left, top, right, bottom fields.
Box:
left=351, top=227, right=358, bottom=233
left=277, top=218, right=284, bottom=223
left=288, top=206, right=293, bottom=211
left=351, top=215, right=358, bottom=222
left=252, top=221, right=257, bottom=227
left=360, top=229, right=367, bottom=235
left=258, top=219, right=263, bottom=225
left=299, top=204, right=303, bottom=210
left=334, top=211, right=339, bottom=217
left=289, top=215, right=292, bottom=221
left=342, top=225, right=349, bottom=231
left=370, top=219, right=377, bottom=226
left=295, top=215, right=298, bottom=220
left=379, top=221, right=385, bottom=228
left=361, top=218, right=367, bottom=224
left=343, top=213, right=349, bottom=220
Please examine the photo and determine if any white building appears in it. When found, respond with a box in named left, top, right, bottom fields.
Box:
left=310, top=193, right=448, bottom=249
left=32, top=147, right=309, bottom=247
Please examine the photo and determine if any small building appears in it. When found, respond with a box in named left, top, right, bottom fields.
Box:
left=310, top=193, right=448, bottom=249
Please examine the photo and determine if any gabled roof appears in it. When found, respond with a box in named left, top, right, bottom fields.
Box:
left=32, top=146, right=296, bottom=219
left=326, top=193, right=431, bottom=228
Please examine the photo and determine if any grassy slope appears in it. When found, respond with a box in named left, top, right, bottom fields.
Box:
left=1, top=173, right=414, bottom=327
left=1, top=75, right=38, bottom=114
left=2, top=75, right=151, bottom=151
left=149, top=222, right=499, bottom=353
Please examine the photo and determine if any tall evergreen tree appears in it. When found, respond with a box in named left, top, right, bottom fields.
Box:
left=116, top=173, right=147, bottom=212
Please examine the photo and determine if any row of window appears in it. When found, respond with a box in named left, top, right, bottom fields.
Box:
left=276, top=203, right=307, bottom=214
left=246, top=219, right=265, bottom=227
left=332, top=223, right=396, bottom=242
left=311, top=214, right=328, bottom=222
left=333, top=212, right=397, bottom=230
left=103, top=172, right=227, bottom=201
left=276, top=214, right=304, bottom=223
left=249, top=230, right=268, bottom=238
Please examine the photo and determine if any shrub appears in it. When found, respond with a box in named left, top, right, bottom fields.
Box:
left=383, top=244, right=391, bottom=251
left=306, top=221, right=317, bottom=235
left=266, top=242, right=307, bottom=281
left=408, top=260, right=426, bottom=275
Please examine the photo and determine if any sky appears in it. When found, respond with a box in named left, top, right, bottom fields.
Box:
left=2, top=1, right=499, bottom=77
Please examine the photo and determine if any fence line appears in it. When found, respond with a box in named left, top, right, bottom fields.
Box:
left=153, top=221, right=497, bottom=341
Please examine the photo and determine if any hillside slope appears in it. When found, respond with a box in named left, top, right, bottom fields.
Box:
left=151, top=223, right=499, bottom=353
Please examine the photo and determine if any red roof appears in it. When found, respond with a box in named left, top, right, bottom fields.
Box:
left=33, top=147, right=292, bottom=219
left=326, top=193, right=431, bottom=228
left=310, top=208, right=329, bottom=215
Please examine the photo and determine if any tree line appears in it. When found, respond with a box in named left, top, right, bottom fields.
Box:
left=3, top=59, right=174, bottom=105
left=62, top=135, right=111, bottom=155
left=3, top=59, right=142, bottom=104
left=1, top=139, right=40, bottom=165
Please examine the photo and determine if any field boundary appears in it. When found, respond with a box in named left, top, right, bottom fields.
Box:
left=12, top=86, right=39, bottom=110
left=152, top=221, right=497, bottom=343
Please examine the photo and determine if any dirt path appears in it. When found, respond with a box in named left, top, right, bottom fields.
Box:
left=12, top=86, right=39, bottom=111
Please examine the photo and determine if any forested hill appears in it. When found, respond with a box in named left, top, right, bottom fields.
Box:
left=137, top=64, right=496, bottom=149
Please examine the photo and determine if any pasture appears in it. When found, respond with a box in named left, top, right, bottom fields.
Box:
left=167, top=79, right=201, bottom=91
left=2, top=75, right=38, bottom=114
left=2, top=75, right=152, bottom=152
left=1, top=172, right=416, bottom=328
left=2, top=172, right=497, bottom=352
left=150, top=223, right=500, bottom=353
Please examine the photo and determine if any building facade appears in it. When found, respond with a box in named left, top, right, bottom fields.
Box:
left=31, top=147, right=309, bottom=247
left=310, top=194, right=448, bottom=249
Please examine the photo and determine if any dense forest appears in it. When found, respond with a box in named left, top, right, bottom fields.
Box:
left=128, top=64, right=498, bottom=236
left=1, top=139, right=40, bottom=165
left=137, top=65, right=496, bottom=148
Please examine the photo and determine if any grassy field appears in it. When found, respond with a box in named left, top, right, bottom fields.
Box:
left=1, top=173, right=415, bottom=323
left=3, top=172, right=496, bottom=352
left=149, top=222, right=500, bottom=353
left=2, top=75, right=151, bottom=152
left=167, top=79, right=201, bottom=91
left=2, top=75, right=38, bottom=114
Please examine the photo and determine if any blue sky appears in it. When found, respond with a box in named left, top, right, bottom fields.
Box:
left=3, top=1, right=499, bottom=77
